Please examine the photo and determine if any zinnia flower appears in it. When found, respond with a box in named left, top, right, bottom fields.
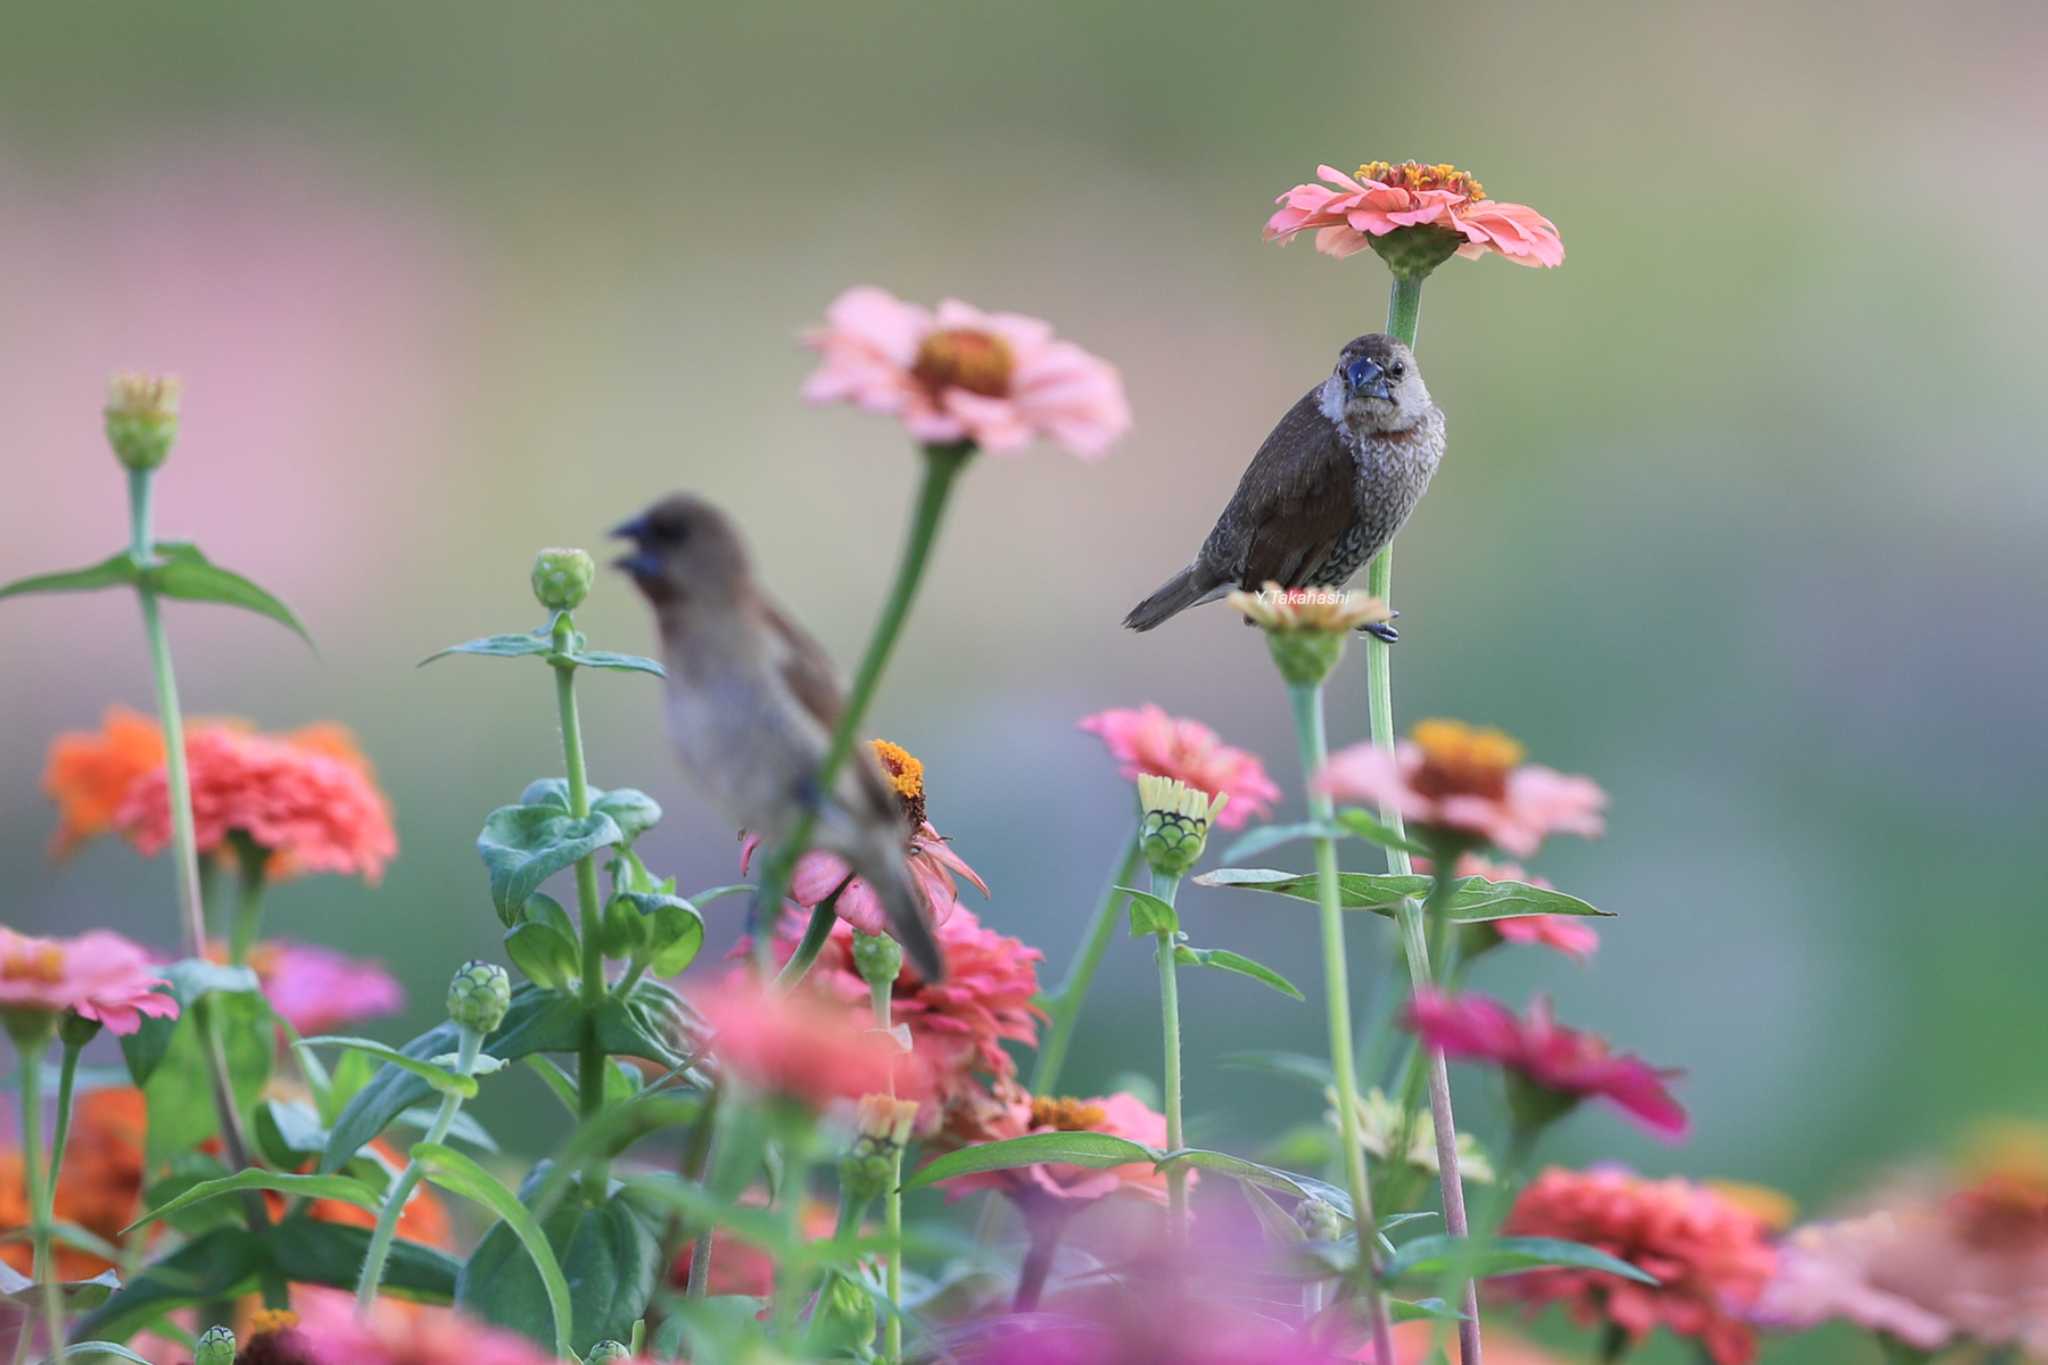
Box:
left=802, top=286, right=1130, bottom=459
left=0, top=929, right=177, bottom=1037
left=1079, top=705, right=1280, bottom=831
left=41, top=707, right=165, bottom=857
left=1423, top=855, right=1598, bottom=962
left=742, top=739, right=986, bottom=940
left=287, top=1289, right=565, bottom=1365
left=243, top=941, right=405, bottom=1035
left=696, top=974, right=919, bottom=1110
left=1265, top=161, right=1564, bottom=270
left=119, top=723, right=397, bottom=883
left=1402, top=990, right=1687, bottom=1141
left=1498, top=1166, right=1778, bottom=1365
left=0, top=1088, right=146, bottom=1280
left=937, top=1091, right=1175, bottom=1210
left=1317, top=719, right=1605, bottom=859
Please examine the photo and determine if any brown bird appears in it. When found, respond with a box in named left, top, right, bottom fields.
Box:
left=1123, top=334, right=1444, bottom=635
left=611, top=495, right=944, bottom=981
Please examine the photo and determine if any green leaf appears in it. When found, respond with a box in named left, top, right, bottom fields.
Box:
left=124, top=1169, right=380, bottom=1235
left=1120, top=887, right=1179, bottom=937
left=1219, top=821, right=1349, bottom=862
left=1239, top=1181, right=1307, bottom=1245
left=1193, top=867, right=1612, bottom=921
left=1385, top=1234, right=1658, bottom=1285
left=296, top=1035, right=477, bottom=1098
left=1151, top=1148, right=1353, bottom=1221
left=523, top=1056, right=583, bottom=1115
left=458, top=1182, right=658, bottom=1352
left=902, top=1131, right=1161, bottom=1192
left=607, top=890, right=704, bottom=976
left=478, top=804, right=625, bottom=924
left=1332, top=808, right=1433, bottom=856
left=505, top=920, right=582, bottom=992
left=269, top=1214, right=458, bottom=1303
left=592, top=787, right=663, bottom=842
left=419, top=630, right=553, bottom=667
left=140, top=989, right=272, bottom=1165
left=419, top=1144, right=574, bottom=1357
left=684, top=882, right=753, bottom=907
left=117, top=958, right=260, bottom=1087
left=54, top=1344, right=155, bottom=1363
left=1387, top=1297, right=1463, bottom=1324
left=1218, top=1049, right=1334, bottom=1092
left=254, top=1099, right=330, bottom=1169
left=558, top=648, right=666, bottom=678
left=72, top=1226, right=267, bottom=1342
left=148, top=544, right=311, bottom=645
left=1173, top=946, right=1304, bottom=1001
left=521, top=778, right=574, bottom=810
left=0, top=550, right=140, bottom=602
left=0, top=1263, right=121, bottom=1309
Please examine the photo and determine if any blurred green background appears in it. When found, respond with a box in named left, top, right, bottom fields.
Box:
left=3, top=3, right=2044, bottom=1358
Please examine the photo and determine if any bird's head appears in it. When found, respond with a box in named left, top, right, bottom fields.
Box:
left=1329, top=334, right=1429, bottom=434
left=610, top=494, right=753, bottom=607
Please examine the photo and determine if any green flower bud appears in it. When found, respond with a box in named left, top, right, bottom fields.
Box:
left=1136, top=775, right=1228, bottom=879
left=1296, top=1195, right=1347, bottom=1242
left=195, top=1324, right=237, bottom=1365
left=531, top=547, right=596, bottom=612
left=584, top=1342, right=631, bottom=1363
left=104, top=373, right=181, bottom=472
left=58, top=1011, right=104, bottom=1049
left=805, top=1268, right=877, bottom=1355
left=447, top=960, right=511, bottom=1035
left=850, top=930, right=903, bottom=988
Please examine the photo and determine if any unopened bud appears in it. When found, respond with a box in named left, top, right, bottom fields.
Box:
left=584, top=1342, right=631, bottom=1363
left=1136, top=775, right=1228, bottom=879
left=839, top=1092, right=918, bottom=1207
left=1224, top=583, right=1391, bottom=687
left=447, top=960, right=511, bottom=1034
left=1297, top=1195, right=1346, bottom=1242
left=195, top=1325, right=237, bottom=1365
left=806, top=1268, right=877, bottom=1354
left=58, top=1011, right=104, bottom=1049
left=531, top=547, right=596, bottom=612
left=850, top=930, right=903, bottom=988
left=104, top=373, right=181, bottom=472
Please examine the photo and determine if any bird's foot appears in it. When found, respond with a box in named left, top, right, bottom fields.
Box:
left=1358, top=609, right=1400, bottom=645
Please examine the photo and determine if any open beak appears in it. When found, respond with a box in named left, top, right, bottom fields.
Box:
left=609, top=514, right=660, bottom=579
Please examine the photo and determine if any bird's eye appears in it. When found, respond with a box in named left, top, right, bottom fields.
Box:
left=1388, top=362, right=1405, bottom=378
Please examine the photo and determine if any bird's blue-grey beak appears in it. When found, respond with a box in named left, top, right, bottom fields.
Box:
left=609, top=514, right=660, bottom=578
left=1348, top=359, right=1392, bottom=402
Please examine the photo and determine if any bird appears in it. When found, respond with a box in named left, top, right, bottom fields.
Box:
left=1122, top=333, right=1444, bottom=635
left=611, top=494, right=945, bottom=982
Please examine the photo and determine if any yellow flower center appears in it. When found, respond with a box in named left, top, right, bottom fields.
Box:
left=1031, top=1096, right=1108, bottom=1132
left=248, top=1308, right=301, bottom=1336
left=1410, top=718, right=1525, bottom=801
left=1707, top=1180, right=1798, bottom=1232
left=1357, top=161, right=1486, bottom=202
left=910, top=328, right=1015, bottom=398
left=103, top=372, right=182, bottom=420
left=870, top=738, right=927, bottom=829
left=1, top=939, right=65, bottom=985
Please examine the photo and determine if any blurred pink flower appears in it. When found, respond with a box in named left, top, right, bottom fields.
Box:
left=1422, top=854, right=1598, bottom=962
left=290, top=1289, right=564, bottom=1365
left=1751, top=1213, right=1957, bottom=1350
left=1265, top=161, right=1564, bottom=268
left=1079, top=705, right=1279, bottom=831
left=1383, top=1322, right=1569, bottom=1363
left=1317, top=719, right=1605, bottom=858
left=802, top=286, right=1130, bottom=458
left=0, top=929, right=176, bottom=1037
left=698, top=974, right=921, bottom=1110
left=1500, top=1166, right=1778, bottom=1365
left=247, top=941, right=404, bottom=1035
left=937, top=1091, right=1175, bottom=1211
left=1403, top=990, right=1687, bottom=1141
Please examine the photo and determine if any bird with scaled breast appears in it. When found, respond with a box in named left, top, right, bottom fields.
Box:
left=1123, top=334, right=1444, bottom=635
left=611, top=495, right=945, bottom=982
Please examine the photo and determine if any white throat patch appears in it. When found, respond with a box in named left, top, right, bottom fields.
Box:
left=1316, top=374, right=1348, bottom=425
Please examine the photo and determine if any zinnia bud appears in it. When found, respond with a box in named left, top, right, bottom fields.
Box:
left=58, top=1011, right=104, bottom=1048
left=103, top=373, right=181, bottom=472
left=850, top=930, right=903, bottom=988
left=194, top=1325, right=237, bottom=1365
left=531, top=546, right=596, bottom=612
left=1225, top=583, right=1392, bottom=688
left=584, top=1342, right=631, bottom=1363
left=447, top=960, right=511, bottom=1035
left=840, top=1092, right=919, bottom=1207
left=1136, top=774, right=1228, bottom=879
left=807, top=1269, right=877, bottom=1354
left=1297, top=1195, right=1346, bottom=1242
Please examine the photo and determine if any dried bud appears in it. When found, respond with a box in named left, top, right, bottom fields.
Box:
left=531, top=546, right=596, bottom=612
left=840, top=1092, right=918, bottom=1207
left=1136, top=774, right=1228, bottom=879
left=447, top=960, right=511, bottom=1035
left=855, top=1093, right=920, bottom=1146
left=104, top=373, right=182, bottom=472
left=194, top=1325, right=237, bottom=1365
left=584, top=1342, right=631, bottom=1363
left=58, top=1011, right=104, bottom=1049
left=850, top=930, right=903, bottom=988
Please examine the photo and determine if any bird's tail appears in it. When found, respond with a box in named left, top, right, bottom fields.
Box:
left=1123, top=563, right=1220, bottom=632
left=846, top=835, right=946, bottom=983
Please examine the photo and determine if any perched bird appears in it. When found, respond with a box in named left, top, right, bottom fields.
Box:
left=1123, top=334, right=1444, bottom=635
left=612, top=495, right=945, bottom=981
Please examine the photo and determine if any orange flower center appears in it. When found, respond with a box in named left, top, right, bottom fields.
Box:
left=1357, top=161, right=1486, bottom=203
left=911, top=328, right=1015, bottom=398
left=1031, top=1096, right=1108, bottom=1132
left=1950, top=1174, right=2048, bottom=1252
left=1410, top=718, right=1525, bottom=801
left=247, top=1307, right=301, bottom=1337
left=870, top=738, right=927, bottom=830
left=1, top=939, right=65, bottom=985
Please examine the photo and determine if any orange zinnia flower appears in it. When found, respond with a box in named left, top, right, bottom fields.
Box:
left=41, top=707, right=164, bottom=857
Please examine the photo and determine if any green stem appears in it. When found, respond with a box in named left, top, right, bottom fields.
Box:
left=45, top=1040, right=83, bottom=1214
left=771, top=880, right=852, bottom=992
left=228, top=839, right=267, bottom=967
left=1287, top=680, right=1394, bottom=1365
left=1148, top=868, right=1188, bottom=1237
left=869, top=977, right=905, bottom=1365
left=552, top=622, right=611, bottom=1194
left=354, top=1029, right=482, bottom=1311
left=1011, top=1212, right=1071, bottom=1312
left=1386, top=276, right=1425, bottom=351
left=1598, top=1321, right=1630, bottom=1362
left=1029, top=831, right=1142, bottom=1096
left=754, top=441, right=974, bottom=981
left=15, top=1048, right=61, bottom=1365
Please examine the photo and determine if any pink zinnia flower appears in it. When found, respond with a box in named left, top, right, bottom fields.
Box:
left=289, top=1290, right=567, bottom=1365
left=1498, top=1167, right=1778, bottom=1365
left=741, top=738, right=987, bottom=940
left=1421, top=854, right=1598, bottom=962
left=246, top=941, right=405, bottom=1035
left=697, top=974, right=922, bottom=1111
left=1265, top=161, right=1564, bottom=268
left=1079, top=705, right=1279, bottom=831
left=0, top=929, right=177, bottom=1037
left=1403, top=990, right=1687, bottom=1141
left=802, top=286, right=1130, bottom=459
left=1750, top=1213, right=1958, bottom=1350
left=1317, top=719, right=1605, bottom=859
left=119, top=724, right=397, bottom=883
left=937, top=1091, right=1175, bottom=1211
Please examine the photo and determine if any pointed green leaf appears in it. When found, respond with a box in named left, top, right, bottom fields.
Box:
left=419, top=631, right=554, bottom=666
left=902, top=1131, right=1161, bottom=1192
left=148, top=544, right=311, bottom=645
left=1331, top=808, right=1433, bottom=856
left=591, top=787, right=662, bottom=842
left=268, top=1213, right=458, bottom=1303
left=70, top=1226, right=267, bottom=1342
left=1120, top=887, right=1179, bottom=937
left=478, top=804, right=624, bottom=923
left=1173, top=946, right=1304, bottom=1001
left=1152, top=1148, right=1352, bottom=1220
left=1385, top=1233, right=1658, bottom=1284
left=0, top=550, right=141, bottom=601
left=1193, top=868, right=1611, bottom=921
left=1219, top=821, right=1349, bottom=862
left=296, top=1035, right=477, bottom=1098
left=558, top=648, right=666, bottom=678
left=0, top=1263, right=121, bottom=1309
left=415, top=1143, right=574, bottom=1357
left=54, top=1344, right=155, bottom=1363
left=124, top=1169, right=382, bottom=1235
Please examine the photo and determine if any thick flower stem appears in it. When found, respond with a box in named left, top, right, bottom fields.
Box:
left=355, top=1029, right=482, bottom=1312
left=1149, top=869, right=1188, bottom=1237
left=770, top=880, right=852, bottom=992
left=757, top=441, right=974, bottom=984
left=550, top=628, right=611, bottom=1194
left=15, top=1049, right=61, bottom=1365
left=228, top=839, right=267, bottom=967
left=1286, top=681, right=1394, bottom=1365
left=1032, top=831, right=1142, bottom=1096
left=869, top=977, right=906, bottom=1365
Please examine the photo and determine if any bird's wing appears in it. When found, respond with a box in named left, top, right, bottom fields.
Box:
left=762, top=600, right=900, bottom=822
left=1199, top=389, right=1355, bottom=588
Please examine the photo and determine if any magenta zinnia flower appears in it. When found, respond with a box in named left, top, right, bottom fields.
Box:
left=1403, top=990, right=1687, bottom=1141
left=1079, top=705, right=1279, bottom=831
left=1265, top=161, right=1564, bottom=268
left=802, top=286, right=1130, bottom=458
left=1317, top=718, right=1605, bottom=858
left=247, top=941, right=405, bottom=1036
left=0, top=928, right=177, bottom=1037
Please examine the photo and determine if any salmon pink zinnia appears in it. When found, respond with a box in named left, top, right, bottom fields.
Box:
left=0, top=928, right=177, bottom=1037
left=803, top=286, right=1130, bottom=459
left=1403, top=990, right=1687, bottom=1141
left=697, top=975, right=922, bottom=1110
left=1498, top=1167, right=1778, bottom=1365
left=937, top=1091, right=1174, bottom=1211
left=1317, top=719, right=1605, bottom=858
left=1079, top=705, right=1280, bottom=831
left=1265, top=161, right=1564, bottom=269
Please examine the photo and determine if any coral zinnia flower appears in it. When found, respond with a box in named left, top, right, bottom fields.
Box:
left=1079, top=705, right=1280, bottom=832
left=1265, top=161, right=1564, bottom=269
left=802, top=286, right=1131, bottom=459
left=1421, top=854, right=1599, bottom=962
left=743, top=738, right=986, bottom=939
left=668, top=1192, right=839, bottom=1296
left=1403, top=990, right=1687, bottom=1141
left=936, top=1091, right=1176, bottom=1211
left=118, top=724, right=397, bottom=883
left=697, top=974, right=921, bottom=1110
left=41, top=707, right=165, bottom=857
left=0, top=929, right=177, bottom=1037
left=1, top=1088, right=146, bottom=1280
left=1497, top=1167, right=1778, bottom=1365
left=1317, top=719, right=1606, bottom=859
left=243, top=941, right=406, bottom=1036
